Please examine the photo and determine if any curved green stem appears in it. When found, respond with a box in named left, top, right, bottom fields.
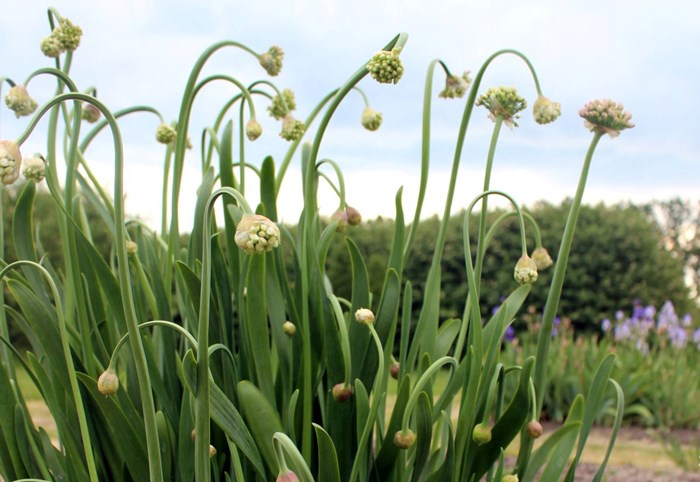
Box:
left=484, top=210, right=543, bottom=251
left=0, top=261, right=98, bottom=482
left=400, top=356, right=458, bottom=431
left=316, top=158, right=347, bottom=207
left=107, top=320, right=198, bottom=368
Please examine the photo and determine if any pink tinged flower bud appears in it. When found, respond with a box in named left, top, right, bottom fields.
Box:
left=279, top=114, right=305, bottom=142
left=97, top=368, right=119, bottom=396
left=40, top=35, right=63, bottom=57
left=472, top=423, right=492, bottom=445
left=283, top=321, right=296, bottom=336
left=331, top=210, right=349, bottom=232
left=332, top=383, right=353, bottom=402
left=531, top=247, right=553, bottom=271
left=53, top=18, right=83, bottom=52
left=246, top=119, right=263, bottom=141
left=276, top=470, right=300, bottom=482
left=268, top=89, right=296, bottom=120
left=82, top=103, right=101, bottom=123
left=156, top=124, right=177, bottom=145
left=367, top=48, right=404, bottom=85
left=259, top=45, right=284, bottom=76
left=361, top=107, right=383, bottom=131
left=389, top=362, right=400, bottom=379
left=5, top=85, right=38, bottom=118
left=393, top=429, right=416, bottom=449
left=579, top=99, right=635, bottom=137
left=476, top=86, right=527, bottom=127
left=526, top=420, right=544, bottom=439
left=0, top=140, right=22, bottom=186
left=346, top=206, right=362, bottom=226
left=532, top=96, right=561, bottom=125
left=234, top=214, right=281, bottom=254
left=22, top=154, right=45, bottom=183
left=514, top=254, right=538, bottom=285
left=439, top=71, right=472, bottom=99
left=355, top=308, right=375, bottom=325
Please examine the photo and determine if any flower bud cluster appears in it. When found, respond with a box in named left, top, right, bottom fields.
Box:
left=579, top=99, right=634, bottom=137
left=531, top=247, right=553, bottom=270
left=234, top=214, right=281, bottom=254
left=246, top=119, right=263, bottom=141
left=476, top=86, right=527, bottom=127
left=355, top=308, right=375, bottom=325
left=0, top=140, right=22, bottom=186
left=472, top=423, right=492, bottom=445
left=156, top=123, right=177, bottom=145
left=332, top=206, right=362, bottom=232
left=5, top=85, right=38, bottom=118
left=439, top=71, right=472, bottom=99
left=361, top=107, right=383, bottom=131
left=82, top=103, right=101, bottom=123
left=41, top=18, right=83, bottom=57
left=532, top=96, right=561, bottom=125
left=259, top=45, right=284, bottom=76
left=279, top=114, right=305, bottom=141
left=513, top=254, right=538, bottom=285
left=367, top=48, right=404, bottom=85
left=268, top=89, right=296, bottom=120
left=97, top=368, right=119, bottom=396
left=22, top=154, right=46, bottom=182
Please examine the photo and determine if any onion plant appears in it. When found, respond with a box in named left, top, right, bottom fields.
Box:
left=0, top=8, right=633, bottom=482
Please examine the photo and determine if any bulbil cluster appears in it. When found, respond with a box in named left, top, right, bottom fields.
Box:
left=367, top=48, right=404, bottom=85
left=476, top=86, right=527, bottom=127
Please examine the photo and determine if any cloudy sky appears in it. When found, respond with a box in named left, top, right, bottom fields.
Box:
left=1, top=1, right=699, bottom=229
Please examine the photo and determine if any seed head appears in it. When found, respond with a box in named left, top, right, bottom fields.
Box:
left=0, top=140, right=22, bottom=186
left=346, top=206, right=362, bottom=226
left=156, top=123, right=177, bottom=145
left=532, top=95, right=561, bottom=125
left=5, top=85, right=38, bottom=118
left=472, top=423, right=492, bottom=445
left=82, top=103, right=101, bottom=123
left=476, top=86, right=527, bottom=127
left=268, top=89, right=296, bottom=120
left=526, top=420, right=544, bottom=439
left=283, top=321, right=296, bottom=337
left=22, top=154, right=45, bottom=183
left=40, top=35, right=62, bottom=58
left=361, top=107, right=383, bottom=131
left=439, top=71, right=472, bottom=99
left=53, top=18, right=83, bottom=52
left=579, top=99, right=634, bottom=138
left=393, top=429, right=416, bottom=449
left=514, top=254, right=538, bottom=285
left=279, top=114, right=305, bottom=142
left=259, top=45, right=284, bottom=76
left=245, top=119, right=263, bottom=141
left=235, top=214, right=281, bottom=254
left=276, top=470, right=300, bottom=482
left=355, top=308, right=375, bottom=325
left=97, top=368, right=119, bottom=396
left=367, top=48, right=404, bottom=85
left=332, top=383, right=353, bottom=402
left=531, top=247, right=553, bottom=270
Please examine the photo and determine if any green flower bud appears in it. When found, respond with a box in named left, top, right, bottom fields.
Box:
left=393, top=429, right=416, bottom=449
left=277, top=470, right=300, bottom=482
left=40, top=35, right=62, bottom=58
left=126, top=240, right=138, bottom=256
left=531, top=247, right=553, bottom=270
left=53, top=18, right=83, bottom=52
left=579, top=99, right=634, bottom=138
left=259, top=45, right=284, bottom=76
left=82, top=103, right=101, bottom=123
left=476, top=86, right=527, bottom=127
left=346, top=206, right=362, bottom=226
left=5, top=85, right=38, bottom=118
left=367, top=48, right=404, bottom=85
left=268, top=89, right=296, bottom=120
left=97, top=368, right=119, bottom=396
left=279, top=114, right=305, bottom=142
left=514, top=254, right=538, bottom=285
left=332, top=383, right=352, bottom=402
left=360, top=107, right=383, bottom=131
left=526, top=420, right=544, bottom=439
left=246, top=119, right=263, bottom=141
left=532, top=95, right=561, bottom=125
left=472, top=423, right=492, bottom=445
left=209, top=445, right=217, bottom=458
left=439, top=71, right=472, bottom=99
left=355, top=308, right=375, bottom=325
left=331, top=209, right=349, bottom=233
left=501, top=475, right=519, bottom=482
left=235, top=214, right=281, bottom=254
left=22, top=154, right=45, bottom=183
left=283, top=321, right=296, bottom=337
left=156, top=123, right=177, bottom=145
left=0, top=140, right=22, bottom=186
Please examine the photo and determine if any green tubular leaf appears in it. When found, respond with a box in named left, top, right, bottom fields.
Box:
left=435, top=318, right=460, bottom=359
left=313, top=424, right=341, bottom=482
left=354, top=379, right=369, bottom=443
left=237, top=380, right=284, bottom=476
left=260, top=156, right=278, bottom=221
left=15, top=405, right=47, bottom=479
left=411, top=392, right=433, bottom=482
left=175, top=260, right=202, bottom=317
left=38, top=429, right=67, bottom=482
left=155, top=411, right=173, bottom=481
left=592, top=379, right=624, bottom=482
left=188, top=166, right=217, bottom=265
left=537, top=407, right=582, bottom=482
left=346, top=238, right=371, bottom=383
left=423, top=411, right=454, bottom=482
left=521, top=422, right=581, bottom=482
left=387, top=187, right=406, bottom=274
left=482, top=284, right=530, bottom=351
left=76, top=373, right=149, bottom=482
left=374, top=373, right=411, bottom=478
left=0, top=363, right=23, bottom=480
left=177, top=393, right=195, bottom=482
left=244, top=254, right=274, bottom=402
